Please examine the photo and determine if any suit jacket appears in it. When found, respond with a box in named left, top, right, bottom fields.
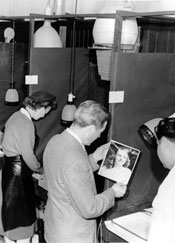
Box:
left=43, top=130, right=115, bottom=243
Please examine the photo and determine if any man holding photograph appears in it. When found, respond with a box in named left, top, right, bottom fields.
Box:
left=43, top=100, right=127, bottom=243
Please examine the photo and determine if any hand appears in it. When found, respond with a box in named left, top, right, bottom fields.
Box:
left=92, top=143, right=109, bottom=162
left=112, top=182, right=127, bottom=198
left=36, top=166, right=44, bottom=175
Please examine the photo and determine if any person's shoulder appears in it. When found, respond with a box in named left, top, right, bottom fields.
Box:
left=7, top=110, right=20, bottom=120
left=6, top=110, right=30, bottom=127
left=12, top=110, right=30, bottom=122
left=45, top=132, right=66, bottom=149
left=46, top=133, right=61, bottom=144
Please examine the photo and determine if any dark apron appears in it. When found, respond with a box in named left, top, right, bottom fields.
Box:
left=1, top=155, right=36, bottom=231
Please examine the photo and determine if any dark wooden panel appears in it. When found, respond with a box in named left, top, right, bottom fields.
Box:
left=29, top=47, right=89, bottom=161
left=0, top=43, right=27, bottom=130
left=138, top=17, right=175, bottom=53
left=103, top=53, right=175, bottom=241
left=167, top=30, right=175, bottom=52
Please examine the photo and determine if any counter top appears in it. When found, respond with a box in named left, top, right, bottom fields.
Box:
left=104, top=208, right=152, bottom=243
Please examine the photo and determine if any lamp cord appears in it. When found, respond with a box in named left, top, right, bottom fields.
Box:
left=74, top=0, right=78, bottom=14
left=69, top=0, right=78, bottom=94
left=69, top=19, right=76, bottom=93
left=11, top=21, right=15, bottom=89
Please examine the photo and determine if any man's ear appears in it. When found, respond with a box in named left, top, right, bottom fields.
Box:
left=85, top=125, right=95, bottom=136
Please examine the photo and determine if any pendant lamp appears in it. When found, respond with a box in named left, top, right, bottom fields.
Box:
left=93, top=17, right=138, bottom=47
left=93, top=0, right=138, bottom=48
left=61, top=93, right=77, bottom=126
left=92, top=0, right=139, bottom=81
left=34, top=0, right=62, bottom=48
left=61, top=17, right=77, bottom=127
left=5, top=24, right=19, bottom=105
left=34, top=20, right=63, bottom=48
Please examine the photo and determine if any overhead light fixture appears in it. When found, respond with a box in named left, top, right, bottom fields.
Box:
left=5, top=23, right=19, bottom=105
left=34, top=0, right=63, bottom=48
left=93, top=17, right=138, bottom=48
left=5, top=89, right=19, bottom=105
left=4, top=27, right=15, bottom=43
left=34, top=20, right=63, bottom=48
left=61, top=0, right=78, bottom=126
left=93, top=0, right=138, bottom=48
left=61, top=93, right=77, bottom=126
left=92, top=0, right=139, bottom=81
left=138, top=118, right=162, bottom=149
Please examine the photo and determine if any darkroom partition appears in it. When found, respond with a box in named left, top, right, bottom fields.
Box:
left=29, top=47, right=89, bottom=161
left=103, top=53, right=175, bottom=242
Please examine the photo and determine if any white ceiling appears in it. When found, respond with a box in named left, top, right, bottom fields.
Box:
left=0, top=0, right=175, bottom=16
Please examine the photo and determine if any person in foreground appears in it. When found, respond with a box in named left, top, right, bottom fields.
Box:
left=1, top=91, right=57, bottom=243
left=147, top=117, right=175, bottom=243
left=43, top=100, right=127, bottom=243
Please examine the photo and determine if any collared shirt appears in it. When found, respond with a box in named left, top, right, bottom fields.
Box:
left=148, top=166, right=175, bottom=243
left=66, top=128, right=85, bottom=151
left=20, top=107, right=31, bottom=120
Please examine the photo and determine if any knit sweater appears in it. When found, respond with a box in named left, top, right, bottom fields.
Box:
left=2, top=109, right=40, bottom=171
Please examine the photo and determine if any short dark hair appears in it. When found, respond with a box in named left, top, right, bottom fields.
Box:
left=155, top=117, right=175, bottom=141
left=73, top=100, right=109, bottom=128
left=23, top=91, right=57, bottom=110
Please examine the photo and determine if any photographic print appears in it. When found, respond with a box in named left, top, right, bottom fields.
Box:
left=98, top=140, right=140, bottom=185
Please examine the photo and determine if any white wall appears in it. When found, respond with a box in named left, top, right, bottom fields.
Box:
left=74, top=0, right=175, bottom=14
left=0, top=0, right=175, bottom=16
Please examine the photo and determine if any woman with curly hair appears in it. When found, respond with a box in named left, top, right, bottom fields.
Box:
left=1, top=91, right=57, bottom=243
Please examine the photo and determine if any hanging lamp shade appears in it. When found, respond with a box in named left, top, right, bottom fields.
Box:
left=93, top=18, right=138, bottom=47
left=34, top=20, right=63, bottom=48
left=61, top=15, right=77, bottom=127
left=61, top=104, right=77, bottom=122
left=61, top=93, right=77, bottom=127
left=92, top=1, right=139, bottom=81
left=4, top=26, right=19, bottom=105
left=92, top=1, right=138, bottom=47
left=5, top=88, right=19, bottom=105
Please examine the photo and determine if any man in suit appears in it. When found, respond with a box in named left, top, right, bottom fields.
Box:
left=43, top=100, right=127, bottom=243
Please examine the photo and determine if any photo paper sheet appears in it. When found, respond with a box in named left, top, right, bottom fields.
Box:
left=98, top=140, right=140, bottom=184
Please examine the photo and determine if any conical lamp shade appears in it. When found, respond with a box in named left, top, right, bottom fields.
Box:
left=5, top=88, right=19, bottom=105
left=34, top=20, right=63, bottom=48
left=61, top=104, right=77, bottom=126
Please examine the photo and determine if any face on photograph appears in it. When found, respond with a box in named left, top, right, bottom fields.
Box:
left=115, top=148, right=129, bottom=166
